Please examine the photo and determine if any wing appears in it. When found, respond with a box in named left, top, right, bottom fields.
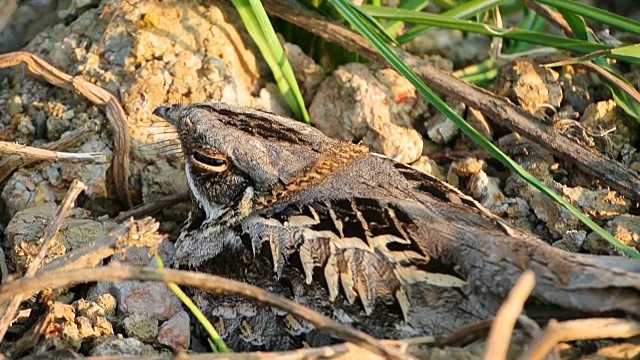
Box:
left=238, top=195, right=468, bottom=320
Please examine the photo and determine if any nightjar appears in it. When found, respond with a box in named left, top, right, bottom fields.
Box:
left=152, top=102, right=640, bottom=351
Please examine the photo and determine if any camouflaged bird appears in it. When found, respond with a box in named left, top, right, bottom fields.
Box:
left=152, top=102, right=640, bottom=350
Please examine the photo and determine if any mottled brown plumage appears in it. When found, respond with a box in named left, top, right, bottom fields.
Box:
left=152, top=102, right=640, bottom=351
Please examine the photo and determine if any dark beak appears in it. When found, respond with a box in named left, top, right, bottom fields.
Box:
left=152, top=105, right=170, bottom=120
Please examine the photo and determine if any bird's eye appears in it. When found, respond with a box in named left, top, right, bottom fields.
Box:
left=192, top=151, right=228, bottom=172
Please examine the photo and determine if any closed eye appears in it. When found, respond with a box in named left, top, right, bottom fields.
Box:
left=192, top=151, right=228, bottom=172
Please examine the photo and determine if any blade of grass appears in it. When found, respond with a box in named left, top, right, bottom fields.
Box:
left=535, top=0, right=640, bottom=34
left=329, top=0, right=640, bottom=258
left=364, top=6, right=619, bottom=56
left=154, top=252, right=230, bottom=352
left=392, top=0, right=510, bottom=44
left=231, top=0, right=310, bottom=123
left=384, top=0, right=430, bottom=36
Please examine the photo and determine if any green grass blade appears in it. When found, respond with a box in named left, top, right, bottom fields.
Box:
left=231, top=0, right=310, bottom=123
left=393, top=0, right=509, bottom=44
left=364, top=6, right=614, bottom=54
left=329, top=0, right=640, bottom=258
left=535, top=0, right=640, bottom=34
left=154, top=252, right=230, bottom=352
left=558, top=8, right=590, bottom=41
left=384, top=0, right=430, bottom=36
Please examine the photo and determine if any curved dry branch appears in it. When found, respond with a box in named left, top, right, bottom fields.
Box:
left=0, top=51, right=133, bottom=207
left=0, top=265, right=411, bottom=360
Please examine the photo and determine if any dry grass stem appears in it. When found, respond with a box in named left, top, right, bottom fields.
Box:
left=0, top=125, right=94, bottom=183
left=483, top=270, right=536, bottom=360
left=0, top=141, right=108, bottom=163
left=76, top=336, right=434, bottom=360
left=0, top=265, right=412, bottom=360
left=37, top=217, right=165, bottom=275
left=519, top=318, right=640, bottom=360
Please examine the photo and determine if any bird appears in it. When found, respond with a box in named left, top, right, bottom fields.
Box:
left=152, top=102, right=640, bottom=351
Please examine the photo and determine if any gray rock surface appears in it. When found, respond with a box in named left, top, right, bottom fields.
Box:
left=309, top=63, right=427, bottom=163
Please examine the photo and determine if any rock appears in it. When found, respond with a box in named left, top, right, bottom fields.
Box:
left=410, top=156, right=446, bottom=181
left=553, top=230, right=587, bottom=253
left=405, top=27, right=490, bottom=66
left=157, top=310, right=190, bottom=350
left=450, top=157, right=485, bottom=177
left=580, top=100, right=639, bottom=158
left=504, top=159, right=579, bottom=238
left=1, top=172, right=56, bottom=217
left=560, top=186, right=629, bottom=220
left=585, top=214, right=640, bottom=255
left=492, top=58, right=563, bottom=116
left=309, top=63, right=426, bottom=163
left=425, top=99, right=465, bottom=144
left=113, top=281, right=182, bottom=321
left=139, top=161, right=190, bottom=222
left=123, top=312, right=159, bottom=343
left=465, top=107, right=493, bottom=140
left=59, top=135, right=113, bottom=199
left=90, top=337, right=157, bottom=356
left=282, top=39, right=325, bottom=104
left=558, top=67, right=598, bottom=114
left=468, top=171, right=505, bottom=212
left=4, top=203, right=111, bottom=273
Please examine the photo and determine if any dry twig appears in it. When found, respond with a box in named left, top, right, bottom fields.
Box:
left=438, top=320, right=493, bottom=347
left=263, top=0, right=640, bottom=201
left=37, top=217, right=164, bottom=274
left=0, top=180, right=87, bottom=343
left=0, top=51, right=133, bottom=206
left=79, top=337, right=434, bottom=360
left=0, top=265, right=412, bottom=360
left=483, top=270, right=536, bottom=360
left=0, top=125, right=94, bottom=183
left=0, top=141, right=108, bottom=163
left=519, top=318, right=640, bottom=360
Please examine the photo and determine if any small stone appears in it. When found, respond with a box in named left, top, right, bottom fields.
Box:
left=114, top=281, right=182, bottom=321
left=492, top=58, right=562, bottom=116
left=90, top=337, right=157, bottom=356
left=7, top=95, right=23, bottom=116
left=76, top=316, right=98, bottom=338
left=94, top=316, right=115, bottom=336
left=282, top=39, right=325, bottom=104
left=16, top=114, right=36, bottom=138
left=124, top=312, right=159, bottom=343
left=465, top=107, right=493, bottom=140
left=553, top=230, right=586, bottom=253
left=157, top=310, right=190, bottom=350
left=585, top=214, right=640, bottom=255
left=581, top=100, right=639, bottom=158
left=410, top=156, right=446, bottom=181
left=450, top=157, right=485, bottom=177
left=426, top=118, right=458, bottom=144
left=468, top=171, right=505, bottom=213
